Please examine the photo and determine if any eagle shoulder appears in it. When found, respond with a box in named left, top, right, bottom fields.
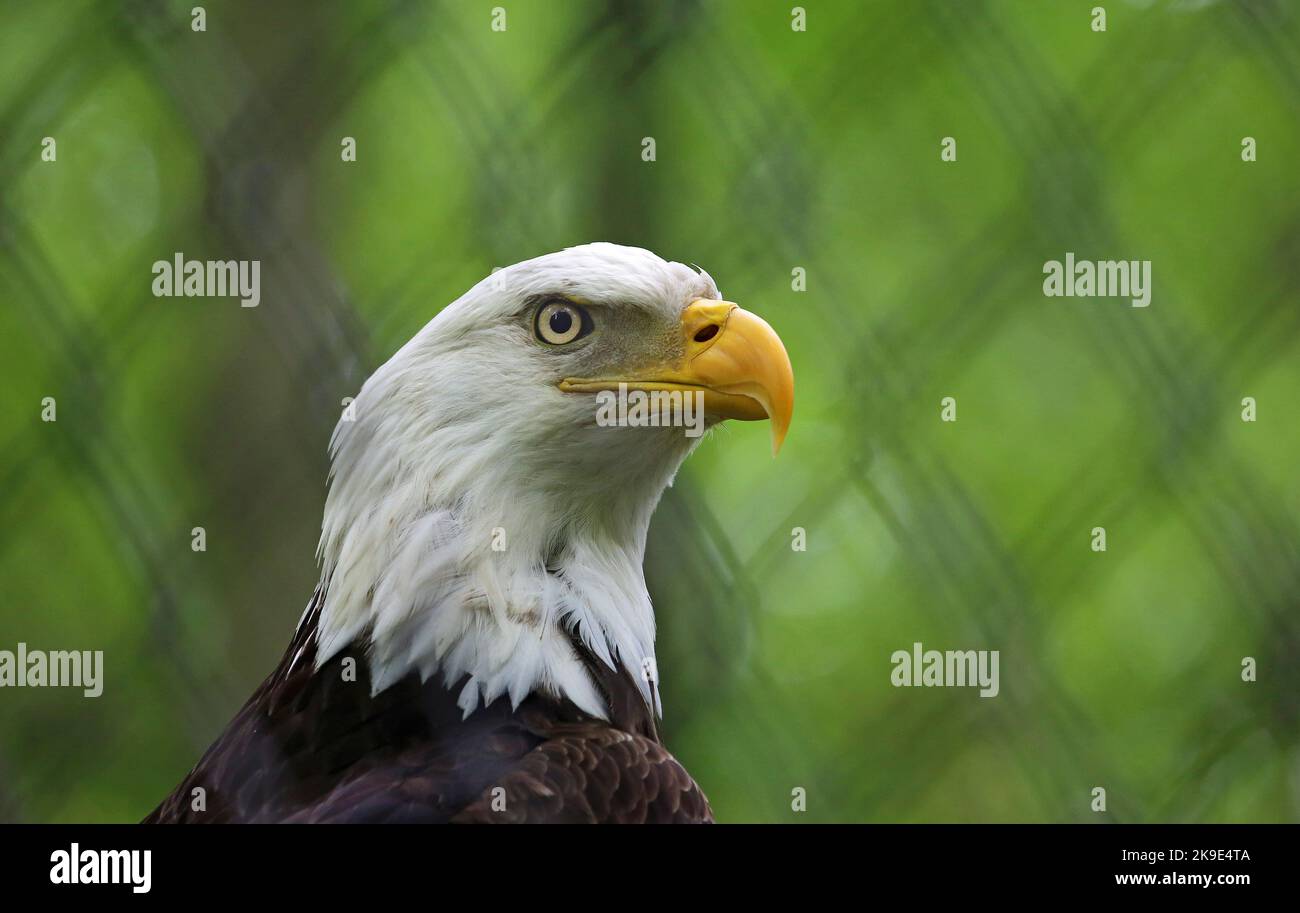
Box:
left=145, top=595, right=713, bottom=824
left=451, top=723, right=714, bottom=824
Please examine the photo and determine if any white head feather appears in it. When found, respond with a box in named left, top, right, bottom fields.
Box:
left=313, top=243, right=721, bottom=719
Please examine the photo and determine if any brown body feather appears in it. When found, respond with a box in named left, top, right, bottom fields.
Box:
left=144, top=593, right=712, bottom=824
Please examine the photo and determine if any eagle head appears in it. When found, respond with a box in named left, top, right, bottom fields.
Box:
left=313, top=243, right=793, bottom=719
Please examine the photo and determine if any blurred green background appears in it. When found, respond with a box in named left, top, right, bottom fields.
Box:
left=1, top=0, right=1298, bottom=823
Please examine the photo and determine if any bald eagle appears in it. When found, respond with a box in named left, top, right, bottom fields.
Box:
left=145, top=243, right=794, bottom=823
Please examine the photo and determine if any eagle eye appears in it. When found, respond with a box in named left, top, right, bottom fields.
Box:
left=535, top=300, right=592, bottom=345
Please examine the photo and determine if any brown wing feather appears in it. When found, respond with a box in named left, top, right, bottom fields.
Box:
left=451, top=724, right=713, bottom=824
left=145, top=592, right=712, bottom=824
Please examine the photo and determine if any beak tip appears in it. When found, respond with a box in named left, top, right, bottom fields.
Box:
left=770, top=421, right=789, bottom=457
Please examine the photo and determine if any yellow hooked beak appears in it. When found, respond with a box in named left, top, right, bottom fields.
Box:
left=559, top=299, right=795, bottom=454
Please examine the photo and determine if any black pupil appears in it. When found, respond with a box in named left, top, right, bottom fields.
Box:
left=548, top=309, right=573, bottom=335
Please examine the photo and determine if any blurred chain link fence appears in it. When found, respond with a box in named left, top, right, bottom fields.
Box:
left=0, top=0, right=1297, bottom=822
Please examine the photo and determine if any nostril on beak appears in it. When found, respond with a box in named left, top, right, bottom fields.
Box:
left=693, top=324, right=720, bottom=343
